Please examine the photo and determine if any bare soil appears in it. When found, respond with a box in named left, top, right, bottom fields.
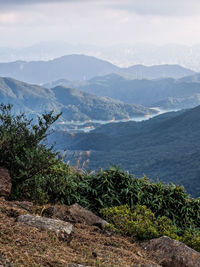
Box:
left=0, top=198, right=160, bottom=267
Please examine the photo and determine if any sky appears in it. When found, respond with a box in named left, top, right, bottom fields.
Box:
left=0, top=0, right=200, bottom=47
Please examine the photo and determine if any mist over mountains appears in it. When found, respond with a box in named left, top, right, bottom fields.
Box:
left=0, top=77, right=155, bottom=122
left=0, top=54, right=195, bottom=84
left=1, top=42, right=200, bottom=71
left=45, top=73, right=200, bottom=110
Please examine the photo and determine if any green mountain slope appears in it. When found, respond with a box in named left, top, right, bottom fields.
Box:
left=54, top=107, right=200, bottom=197
left=47, top=73, right=200, bottom=110
left=0, top=77, right=155, bottom=122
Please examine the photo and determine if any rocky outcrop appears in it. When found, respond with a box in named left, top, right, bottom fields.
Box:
left=141, top=236, right=200, bottom=267
left=43, top=203, right=108, bottom=229
left=0, top=168, right=12, bottom=198
left=17, top=214, right=73, bottom=244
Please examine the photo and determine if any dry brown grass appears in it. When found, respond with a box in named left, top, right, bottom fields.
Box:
left=0, top=198, right=159, bottom=267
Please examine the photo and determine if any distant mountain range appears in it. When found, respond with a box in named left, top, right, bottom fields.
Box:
left=51, top=106, right=200, bottom=197
left=1, top=42, right=200, bottom=71
left=179, top=73, right=200, bottom=83
left=0, top=77, right=155, bottom=122
left=45, top=73, right=200, bottom=110
left=0, top=54, right=195, bottom=84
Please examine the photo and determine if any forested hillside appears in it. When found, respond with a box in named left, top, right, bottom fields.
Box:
left=0, top=77, right=155, bottom=122
left=50, top=107, right=200, bottom=197
left=46, top=73, right=200, bottom=110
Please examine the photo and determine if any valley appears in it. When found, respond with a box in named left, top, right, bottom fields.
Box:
left=2, top=1, right=200, bottom=265
left=49, top=106, right=200, bottom=198
left=0, top=55, right=200, bottom=199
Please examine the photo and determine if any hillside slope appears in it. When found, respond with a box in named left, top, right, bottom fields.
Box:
left=0, top=198, right=161, bottom=267
left=47, top=73, right=200, bottom=110
left=53, top=107, right=200, bottom=197
left=76, top=74, right=200, bottom=108
left=0, top=77, right=155, bottom=122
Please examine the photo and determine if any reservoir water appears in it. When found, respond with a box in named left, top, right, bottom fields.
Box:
left=58, top=108, right=180, bottom=133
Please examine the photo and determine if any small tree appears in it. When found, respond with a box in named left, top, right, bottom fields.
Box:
left=0, top=104, right=61, bottom=196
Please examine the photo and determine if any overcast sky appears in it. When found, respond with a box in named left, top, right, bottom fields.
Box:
left=0, top=0, right=200, bottom=47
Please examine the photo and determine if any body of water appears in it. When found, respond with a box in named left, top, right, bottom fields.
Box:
left=58, top=108, right=180, bottom=133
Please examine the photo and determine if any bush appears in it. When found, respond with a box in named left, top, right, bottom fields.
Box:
left=1, top=103, right=200, bottom=246
left=101, top=204, right=200, bottom=251
left=100, top=204, right=178, bottom=241
left=87, top=166, right=200, bottom=229
left=0, top=104, right=92, bottom=205
left=180, top=229, right=200, bottom=252
left=0, top=104, right=61, bottom=198
left=20, top=161, right=91, bottom=206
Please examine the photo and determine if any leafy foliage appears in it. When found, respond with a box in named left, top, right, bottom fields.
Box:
left=100, top=204, right=178, bottom=241
left=1, top=105, right=200, bottom=252
left=100, top=204, right=200, bottom=252
left=0, top=104, right=61, bottom=198
left=86, top=166, right=200, bottom=229
left=63, top=104, right=200, bottom=198
left=20, top=162, right=90, bottom=206
left=180, top=229, right=200, bottom=252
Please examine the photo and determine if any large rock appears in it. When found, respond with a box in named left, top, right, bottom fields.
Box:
left=17, top=214, right=73, bottom=244
left=141, top=236, right=200, bottom=267
left=43, top=203, right=108, bottom=229
left=0, top=168, right=12, bottom=198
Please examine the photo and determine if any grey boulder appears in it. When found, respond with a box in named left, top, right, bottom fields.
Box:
left=141, top=236, right=200, bottom=267
left=17, top=214, right=73, bottom=244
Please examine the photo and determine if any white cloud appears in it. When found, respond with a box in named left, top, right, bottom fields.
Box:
left=107, top=0, right=200, bottom=17
left=0, top=13, right=17, bottom=24
left=0, top=0, right=200, bottom=47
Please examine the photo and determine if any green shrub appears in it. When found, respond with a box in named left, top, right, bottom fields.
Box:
left=87, top=166, right=200, bottom=229
left=1, top=103, right=200, bottom=244
left=101, top=204, right=200, bottom=251
left=0, top=104, right=62, bottom=199
left=11, top=158, right=91, bottom=206
left=180, top=229, right=200, bottom=252
left=100, top=204, right=178, bottom=241
left=87, top=166, right=135, bottom=210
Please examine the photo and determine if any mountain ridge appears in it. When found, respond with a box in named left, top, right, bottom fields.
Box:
left=0, top=76, right=156, bottom=122
left=0, top=54, right=196, bottom=84
left=50, top=73, right=200, bottom=110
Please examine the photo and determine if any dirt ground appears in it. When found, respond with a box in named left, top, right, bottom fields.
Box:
left=0, top=198, right=160, bottom=267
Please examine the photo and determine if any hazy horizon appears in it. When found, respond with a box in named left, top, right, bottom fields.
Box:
left=1, top=0, right=200, bottom=47
left=1, top=1, right=200, bottom=70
